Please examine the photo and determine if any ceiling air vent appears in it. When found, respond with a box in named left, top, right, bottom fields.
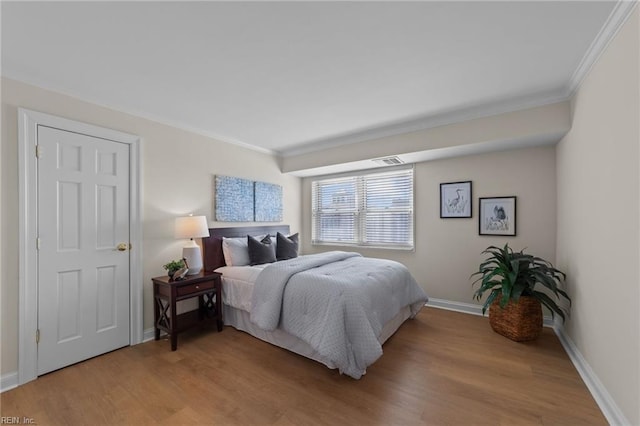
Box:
left=373, top=156, right=404, bottom=166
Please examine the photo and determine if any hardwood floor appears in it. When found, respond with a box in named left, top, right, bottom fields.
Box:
left=1, top=307, right=606, bottom=425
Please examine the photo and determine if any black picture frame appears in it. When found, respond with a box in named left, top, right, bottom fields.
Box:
left=479, top=196, right=517, bottom=236
left=440, top=181, right=472, bottom=218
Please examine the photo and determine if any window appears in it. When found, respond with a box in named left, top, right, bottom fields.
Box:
left=311, top=167, right=414, bottom=249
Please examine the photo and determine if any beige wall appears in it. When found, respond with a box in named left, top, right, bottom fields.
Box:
left=301, top=145, right=557, bottom=305
left=556, top=7, right=640, bottom=425
left=0, top=78, right=302, bottom=375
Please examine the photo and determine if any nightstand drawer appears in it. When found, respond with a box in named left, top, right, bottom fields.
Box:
left=176, top=280, right=215, bottom=296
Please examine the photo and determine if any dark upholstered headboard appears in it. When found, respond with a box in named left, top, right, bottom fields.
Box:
left=202, top=225, right=290, bottom=272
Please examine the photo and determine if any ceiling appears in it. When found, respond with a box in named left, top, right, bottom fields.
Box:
left=1, top=1, right=623, bottom=157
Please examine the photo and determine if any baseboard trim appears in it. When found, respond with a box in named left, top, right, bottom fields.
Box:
left=3, top=330, right=159, bottom=393
left=1, top=372, right=18, bottom=393
left=142, top=327, right=156, bottom=343
left=4, top=303, right=629, bottom=424
left=142, top=327, right=169, bottom=343
left=429, top=298, right=627, bottom=423
left=426, top=298, right=555, bottom=327
left=426, top=298, right=484, bottom=316
left=553, top=323, right=630, bottom=426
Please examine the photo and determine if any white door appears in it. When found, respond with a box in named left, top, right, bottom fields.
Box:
left=37, top=126, right=131, bottom=375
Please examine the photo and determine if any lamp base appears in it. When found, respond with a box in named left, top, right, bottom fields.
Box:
left=182, top=243, right=203, bottom=275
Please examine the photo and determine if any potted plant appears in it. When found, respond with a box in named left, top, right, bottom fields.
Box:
left=163, top=259, right=186, bottom=279
left=471, top=244, right=571, bottom=341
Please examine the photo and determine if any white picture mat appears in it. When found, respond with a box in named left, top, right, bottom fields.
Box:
left=479, top=197, right=516, bottom=236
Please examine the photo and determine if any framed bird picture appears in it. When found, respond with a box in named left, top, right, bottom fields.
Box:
left=479, top=196, right=517, bottom=236
left=440, top=181, right=472, bottom=218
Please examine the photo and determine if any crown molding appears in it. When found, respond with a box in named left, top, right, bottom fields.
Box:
left=280, top=90, right=568, bottom=158
left=566, top=0, right=638, bottom=98
left=1, top=75, right=276, bottom=156
left=6, top=1, right=636, bottom=161
left=281, top=0, right=639, bottom=159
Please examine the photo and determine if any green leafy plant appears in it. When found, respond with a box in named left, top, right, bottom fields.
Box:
left=163, top=259, right=185, bottom=275
left=471, top=244, right=571, bottom=322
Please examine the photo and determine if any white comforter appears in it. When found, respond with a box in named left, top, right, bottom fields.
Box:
left=250, top=251, right=428, bottom=379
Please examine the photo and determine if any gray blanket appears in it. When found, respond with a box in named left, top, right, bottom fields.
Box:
left=250, top=251, right=428, bottom=379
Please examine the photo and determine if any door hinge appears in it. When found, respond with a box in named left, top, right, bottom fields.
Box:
left=36, top=237, right=41, bottom=250
left=36, top=329, right=40, bottom=344
left=36, top=145, right=41, bottom=158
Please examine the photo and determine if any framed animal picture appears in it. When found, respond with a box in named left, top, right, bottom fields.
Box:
left=440, top=181, right=472, bottom=218
left=479, top=196, right=517, bottom=236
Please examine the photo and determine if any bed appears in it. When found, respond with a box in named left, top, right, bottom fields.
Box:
left=202, top=225, right=428, bottom=379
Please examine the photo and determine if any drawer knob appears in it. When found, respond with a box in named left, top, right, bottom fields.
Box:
left=195, top=285, right=200, bottom=289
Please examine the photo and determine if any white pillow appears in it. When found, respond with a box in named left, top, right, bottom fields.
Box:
left=222, top=235, right=274, bottom=266
left=222, top=237, right=251, bottom=266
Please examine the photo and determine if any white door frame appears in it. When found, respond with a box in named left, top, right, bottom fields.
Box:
left=18, top=108, right=143, bottom=385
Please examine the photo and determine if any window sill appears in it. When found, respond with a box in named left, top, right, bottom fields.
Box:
left=311, top=242, right=415, bottom=252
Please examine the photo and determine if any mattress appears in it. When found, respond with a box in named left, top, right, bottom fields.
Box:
left=215, top=264, right=266, bottom=312
left=223, top=303, right=413, bottom=372
left=215, top=262, right=415, bottom=375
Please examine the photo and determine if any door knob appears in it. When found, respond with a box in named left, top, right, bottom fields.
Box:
left=116, top=243, right=129, bottom=251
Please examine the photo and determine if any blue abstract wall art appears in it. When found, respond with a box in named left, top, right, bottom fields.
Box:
left=215, top=175, right=254, bottom=222
left=254, top=181, right=283, bottom=222
left=215, top=176, right=283, bottom=222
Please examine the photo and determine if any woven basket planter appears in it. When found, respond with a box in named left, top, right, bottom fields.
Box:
left=489, top=295, right=543, bottom=342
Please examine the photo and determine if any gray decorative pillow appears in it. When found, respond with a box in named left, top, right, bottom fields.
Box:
left=248, top=234, right=276, bottom=265
left=276, top=232, right=299, bottom=261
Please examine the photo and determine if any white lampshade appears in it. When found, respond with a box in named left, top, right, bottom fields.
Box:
left=175, top=215, right=210, bottom=240
left=175, top=215, right=210, bottom=275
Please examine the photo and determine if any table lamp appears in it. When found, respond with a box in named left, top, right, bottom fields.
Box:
left=174, top=215, right=210, bottom=275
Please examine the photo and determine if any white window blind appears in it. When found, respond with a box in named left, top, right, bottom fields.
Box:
left=312, top=167, right=414, bottom=249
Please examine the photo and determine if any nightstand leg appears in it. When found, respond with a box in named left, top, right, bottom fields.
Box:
left=170, top=298, right=178, bottom=351
left=153, top=285, right=160, bottom=341
left=216, top=280, right=223, bottom=332
left=171, top=334, right=178, bottom=351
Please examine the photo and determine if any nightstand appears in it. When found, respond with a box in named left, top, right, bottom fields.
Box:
left=152, top=271, right=223, bottom=351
